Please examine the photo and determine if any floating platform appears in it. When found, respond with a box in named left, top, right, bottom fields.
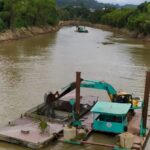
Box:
left=0, top=71, right=150, bottom=150
left=0, top=94, right=97, bottom=149
left=0, top=97, right=149, bottom=149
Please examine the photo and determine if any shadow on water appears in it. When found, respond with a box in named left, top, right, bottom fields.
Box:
left=0, top=33, right=57, bottom=87
left=130, top=46, right=150, bottom=67
left=109, top=33, right=150, bottom=68
left=0, top=32, right=57, bottom=60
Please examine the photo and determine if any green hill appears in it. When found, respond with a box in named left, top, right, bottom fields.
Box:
left=56, top=0, right=113, bottom=9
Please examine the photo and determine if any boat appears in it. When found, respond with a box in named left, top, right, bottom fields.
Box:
left=76, top=26, right=88, bottom=33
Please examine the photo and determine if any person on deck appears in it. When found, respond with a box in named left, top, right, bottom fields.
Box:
left=44, top=91, right=59, bottom=118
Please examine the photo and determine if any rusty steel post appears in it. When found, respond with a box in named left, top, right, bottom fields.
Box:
left=76, top=72, right=81, bottom=115
left=142, top=71, right=150, bottom=129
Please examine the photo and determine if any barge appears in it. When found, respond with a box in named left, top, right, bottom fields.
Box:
left=0, top=72, right=149, bottom=150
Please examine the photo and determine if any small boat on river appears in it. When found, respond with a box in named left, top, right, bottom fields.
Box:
left=76, top=26, right=88, bottom=33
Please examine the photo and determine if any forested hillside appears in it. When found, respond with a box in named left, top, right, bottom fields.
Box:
left=58, top=1, right=150, bottom=35
left=0, top=0, right=58, bottom=31
left=56, top=0, right=113, bottom=9
left=0, top=0, right=149, bottom=36
left=99, top=2, right=150, bottom=35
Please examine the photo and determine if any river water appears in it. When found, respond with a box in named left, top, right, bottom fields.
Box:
left=0, top=27, right=150, bottom=149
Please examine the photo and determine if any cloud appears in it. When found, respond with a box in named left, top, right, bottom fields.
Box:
left=97, top=0, right=150, bottom=5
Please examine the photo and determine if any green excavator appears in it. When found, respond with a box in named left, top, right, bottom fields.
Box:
left=61, top=79, right=143, bottom=134
left=43, top=78, right=144, bottom=135
left=43, top=79, right=142, bottom=119
left=59, top=79, right=142, bottom=110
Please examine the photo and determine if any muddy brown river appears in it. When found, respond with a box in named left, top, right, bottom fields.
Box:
left=0, top=27, right=150, bottom=149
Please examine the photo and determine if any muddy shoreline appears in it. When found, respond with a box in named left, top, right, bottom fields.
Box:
left=0, top=20, right=150, bottom=42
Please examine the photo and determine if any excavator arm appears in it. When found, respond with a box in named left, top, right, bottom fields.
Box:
left=59, top=79, right=117, bottom=101
left=80, top=80, right=117, bottom=101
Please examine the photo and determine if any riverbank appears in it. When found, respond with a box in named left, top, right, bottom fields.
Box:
left=60, top=20, right=150, bottom=42
left=0, top=20, right=150, bottom=42
left=0, top=26, right=61, bottom=42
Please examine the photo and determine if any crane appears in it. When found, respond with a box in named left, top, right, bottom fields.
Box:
left=59, top=79, right=142, bottom=110
left=43, top=79, right=142, bottom=118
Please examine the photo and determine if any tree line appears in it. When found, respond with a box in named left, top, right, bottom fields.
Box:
left=0, top=0, right=150, bottom=36
left=56, top=0, right=114, bottom=9
left=58, top=2, right=150, bottom=35
left=0, top=0, right=58, bottom=31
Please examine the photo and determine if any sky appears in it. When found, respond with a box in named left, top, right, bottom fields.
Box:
left=97, top=0, right=150, bottom=5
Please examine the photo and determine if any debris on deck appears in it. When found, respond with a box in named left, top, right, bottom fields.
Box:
left=0, top=95, right=97, bottom=149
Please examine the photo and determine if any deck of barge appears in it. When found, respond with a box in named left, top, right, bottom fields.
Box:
left=0, top=104, right=149, bottom=149
left=0, top=117, right=64, bottom=149
left=0, top=94, right=98, bottom=149
left=0, top=91, right=149, bottom=149
left=60, top=109, right=150, bottom=150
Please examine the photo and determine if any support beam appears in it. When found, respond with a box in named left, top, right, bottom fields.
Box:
left=81, top=141, right=115, bottom=148
left=142, top=71, right=150, bottom=129
left=76, top=72, right=81, bottom=115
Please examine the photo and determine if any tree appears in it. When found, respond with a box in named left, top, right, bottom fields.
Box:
left=127, top=2, right=150, bottom=34
left=101, top=8, right=134, bottom=28
left=0, top=0, right=59, bottom=29
left=137, top=2, right=148, bottom=12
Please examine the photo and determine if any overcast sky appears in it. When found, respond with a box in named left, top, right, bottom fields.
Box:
left=97, top=0, right=150, bottom=5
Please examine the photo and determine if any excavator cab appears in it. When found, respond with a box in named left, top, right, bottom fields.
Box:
left=113, top=91, right=143, bottom=115
left=113, top=92, right=135, bottom=116
left=114, top=92, right=132, bottom=104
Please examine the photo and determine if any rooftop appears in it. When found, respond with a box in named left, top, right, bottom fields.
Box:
left=91, top=101, right=131, bottom=116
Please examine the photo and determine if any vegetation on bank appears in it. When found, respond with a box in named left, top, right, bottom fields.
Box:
left=58, top=1, right=150, bottom=35
left=0, top=0, right=58, bottom=31
left=0, top=0, right=150, bottom=37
